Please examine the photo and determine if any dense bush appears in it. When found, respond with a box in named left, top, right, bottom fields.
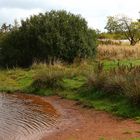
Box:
left=0, top=10, right=97, bottom=68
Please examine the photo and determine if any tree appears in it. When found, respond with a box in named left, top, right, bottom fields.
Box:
left=105, top=16, right=140, bottom=45
left=0, top=10, right=97, bottom=68
left=105, top=16, right=119, bottom=33
left=0, top=23, right=12, bottom=33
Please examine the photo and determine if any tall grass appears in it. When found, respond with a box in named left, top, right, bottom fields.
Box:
left=31, top=61, right=140, bottom=105
left=31, top=61, right=91, bottom=90
left=87, top=63, right=140, bottom=104
left=31, top=62, right=67, bottom=89
left=32, top=69, right=64, bottom=89
left=97, top=44, right=140, bottom=60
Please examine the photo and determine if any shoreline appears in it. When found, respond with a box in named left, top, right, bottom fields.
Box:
left=40, top=96, right=140, bottom=140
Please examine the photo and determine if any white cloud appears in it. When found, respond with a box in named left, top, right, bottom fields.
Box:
left=0, top=0, right=140, bottom=30
left=0, top=8, right=43, bottom=25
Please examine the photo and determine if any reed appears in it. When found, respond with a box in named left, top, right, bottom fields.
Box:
left=97, top=44, right=140, bottom=60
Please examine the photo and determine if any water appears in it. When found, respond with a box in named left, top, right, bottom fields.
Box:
left=0, top=93, right=59, bottom=140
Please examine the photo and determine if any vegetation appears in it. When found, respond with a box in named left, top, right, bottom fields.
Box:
left=98, top=39, right=121, bottom=46
left=99, top=32, right=125, bottom=40
left=105, top=16, right=140, bottom=45
left=0, top=10, right=97, bottom=68
left=0, top=57, right=140, bottom=118
left=0, top=10, right=140, bottom=122
left=97, top=44, right=140, bottom=60
left=87, top=63, right=140, bottom=104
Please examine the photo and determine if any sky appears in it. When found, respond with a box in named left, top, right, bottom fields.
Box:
left=0, top=0, right=140, bottom=31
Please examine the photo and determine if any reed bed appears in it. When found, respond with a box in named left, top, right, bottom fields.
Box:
left=97, top=44, right=140, bottom=60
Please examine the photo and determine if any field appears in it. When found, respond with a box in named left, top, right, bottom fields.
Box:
left=97, top=43, right=140, bottom=60
left=0, top=43, right=140, bottom=120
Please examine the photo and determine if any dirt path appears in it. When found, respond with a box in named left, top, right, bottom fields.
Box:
left=41, top=96, right=140, bottom=140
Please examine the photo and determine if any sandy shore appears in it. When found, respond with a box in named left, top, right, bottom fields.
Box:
left=40, top=96, right=140, bottom=140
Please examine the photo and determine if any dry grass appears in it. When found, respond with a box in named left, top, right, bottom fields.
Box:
left=97, top=44, right=140, bottom=60
left=32, top=69, right=64, bottom=89
left=87, top=63, right=140, bottom=104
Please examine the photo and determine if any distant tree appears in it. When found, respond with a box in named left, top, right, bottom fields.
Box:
left=105, top=16, right=119, bottom=33
left=12, top=19, right=20, bottom=31
left=0, top=23, right=12, bottom=33
left=0, top=10, right=97, bottom=68
left=105, top=15, right=140, bottom=45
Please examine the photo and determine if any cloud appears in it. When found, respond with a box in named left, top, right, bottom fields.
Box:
left=0, top=0, right=140, bottom=30
left=0, top=0, right=48, bottom=9
left=0, top=8, right=43, bottom=25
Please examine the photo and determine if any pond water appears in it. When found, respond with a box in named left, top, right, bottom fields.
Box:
left=0, top=93, right=59, bottom=140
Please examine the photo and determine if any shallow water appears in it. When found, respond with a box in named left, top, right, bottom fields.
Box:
left=0, top=93, right=59, bottom=140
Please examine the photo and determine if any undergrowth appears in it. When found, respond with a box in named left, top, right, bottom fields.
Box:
left=0, top=60, right=140, bottom=119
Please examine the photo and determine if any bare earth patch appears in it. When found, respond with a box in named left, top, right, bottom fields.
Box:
left=41, top=96, right=140, bottom=140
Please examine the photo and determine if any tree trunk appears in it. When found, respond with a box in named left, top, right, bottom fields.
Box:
left=130, top=39, right=136, bottom=46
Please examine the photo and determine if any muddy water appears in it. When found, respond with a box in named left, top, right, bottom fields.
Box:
left=0, top=93, right=59, bottom=140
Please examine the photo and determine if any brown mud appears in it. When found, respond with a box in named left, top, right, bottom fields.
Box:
left=41, top=96, right=140, bottom=140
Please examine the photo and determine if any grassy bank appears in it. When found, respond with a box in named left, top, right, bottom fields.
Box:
left=0, top=59, right=140, bottom=119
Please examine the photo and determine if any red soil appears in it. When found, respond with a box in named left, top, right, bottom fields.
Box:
left=41, top=96, right=140, bottom=140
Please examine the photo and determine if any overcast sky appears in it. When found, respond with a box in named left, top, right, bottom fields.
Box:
left=0, top=0, right=140, bottom=31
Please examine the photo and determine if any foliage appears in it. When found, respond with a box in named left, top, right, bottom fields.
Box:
left=0, top=10, right=97, bottom=68
left=105, top=16, right=140, bottom=45
left=105, top=16, right=119, bottom=33
left=0, top=23, right=12, bottom=33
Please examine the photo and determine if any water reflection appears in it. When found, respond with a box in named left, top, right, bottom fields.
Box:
left=0, top=93, right=59, bottom=140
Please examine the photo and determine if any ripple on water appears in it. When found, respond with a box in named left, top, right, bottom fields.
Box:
left=0, top=93, right=59, bottom=140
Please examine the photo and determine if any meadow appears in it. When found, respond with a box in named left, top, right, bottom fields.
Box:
left=97, top=43, right=140, bottom=60
left=0, top=43, right=140, bottom=120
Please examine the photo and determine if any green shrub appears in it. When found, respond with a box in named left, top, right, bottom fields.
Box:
left=0, top=10, right=97, bottom=68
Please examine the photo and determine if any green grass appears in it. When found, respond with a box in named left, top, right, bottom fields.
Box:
left=59, top=87, right=140, bottom=118
left=0, top=68, right=33, bottom=92
left=0, top=60, right=140, bottom=119
left=99, top=59, right=140, bottom=70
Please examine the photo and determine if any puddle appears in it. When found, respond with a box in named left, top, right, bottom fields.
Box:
left=0, top=93, right=59, bottom=140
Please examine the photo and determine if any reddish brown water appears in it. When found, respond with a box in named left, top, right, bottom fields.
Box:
left=0, top=93, right=59, bottom=140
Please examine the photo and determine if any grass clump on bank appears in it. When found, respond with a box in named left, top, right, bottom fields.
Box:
left=32, top=69, right=64, bottom=89
left=87, top=63, right=140, bottom=105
